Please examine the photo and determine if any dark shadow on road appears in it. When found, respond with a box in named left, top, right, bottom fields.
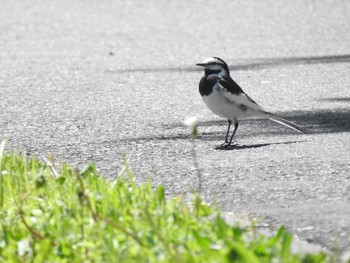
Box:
left=120, top=107, right=350, bottom=144
left=164, top=107, right=350, bottom=134
left=282, top=108, right=350, bottom=134
left=214, top=141, right=303, bottom=151
left=228, top=54, right=350, bottom=71
left=320, top=97, right=350, bottom=103
left=108, top=54, right=350, bottom=73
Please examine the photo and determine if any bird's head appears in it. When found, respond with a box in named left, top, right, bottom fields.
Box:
left=196, top=57, right=229, bottom=76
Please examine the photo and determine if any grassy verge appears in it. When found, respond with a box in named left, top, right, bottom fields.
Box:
left=0, top=145, right=327, bottom=262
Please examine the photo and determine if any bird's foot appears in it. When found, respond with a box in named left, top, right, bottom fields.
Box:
left=215, top=142, right=237, bottom=150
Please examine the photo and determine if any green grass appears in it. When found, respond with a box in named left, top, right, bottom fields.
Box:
left=0, top=144, right=328, bottom=262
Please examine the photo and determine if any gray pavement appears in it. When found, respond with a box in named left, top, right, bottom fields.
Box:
left=1, top=0, right=350, bottom=254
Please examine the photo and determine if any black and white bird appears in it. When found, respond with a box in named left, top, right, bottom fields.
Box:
left=196, top=57, right=308, bottom=147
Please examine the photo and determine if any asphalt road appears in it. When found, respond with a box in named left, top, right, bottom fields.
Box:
left=1, top=0, right=350, bottom=254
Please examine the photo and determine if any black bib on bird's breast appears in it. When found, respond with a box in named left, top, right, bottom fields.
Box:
left=199, top=74, right=220, bottom=96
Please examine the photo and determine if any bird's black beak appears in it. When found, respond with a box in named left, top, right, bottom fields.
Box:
left=196, top=63, right=205, bottom=67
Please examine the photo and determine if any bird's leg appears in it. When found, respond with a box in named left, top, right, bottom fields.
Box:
left=220, top=120, right=232, bottom=147
left=224, top=120, right=232, bottom=143
left=227, top=120, right=239, bottom=146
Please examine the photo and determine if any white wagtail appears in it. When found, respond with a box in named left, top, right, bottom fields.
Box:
left=196, top=57, right=309, bottom=147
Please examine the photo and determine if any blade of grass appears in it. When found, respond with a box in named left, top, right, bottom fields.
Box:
left=0, top=140, right=7, bottom=208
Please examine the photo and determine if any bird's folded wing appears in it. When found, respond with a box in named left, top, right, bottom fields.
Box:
left=218, top=77, right=244, bottom=95
left=218, top=78, right=265, bottom=112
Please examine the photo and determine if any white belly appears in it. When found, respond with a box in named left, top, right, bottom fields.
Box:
left=201, top=88, right=265, bottom=120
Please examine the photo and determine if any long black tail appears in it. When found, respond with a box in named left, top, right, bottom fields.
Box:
left=267, top=113, right=309, bottom=134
